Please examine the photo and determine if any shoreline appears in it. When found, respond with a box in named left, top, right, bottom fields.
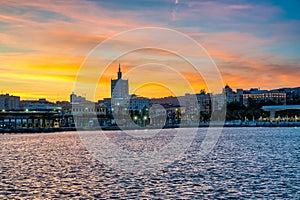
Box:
left=1, top=121, right=300, bottom=134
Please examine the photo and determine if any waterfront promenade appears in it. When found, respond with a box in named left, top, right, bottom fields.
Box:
left=1, top=120, right=300, bottom=133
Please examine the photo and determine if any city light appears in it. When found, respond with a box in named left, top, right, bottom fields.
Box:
left=1, top=1, right=299, bottom=198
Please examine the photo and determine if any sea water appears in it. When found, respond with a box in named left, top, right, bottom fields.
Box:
left=0, top=127, right=299, bottom=199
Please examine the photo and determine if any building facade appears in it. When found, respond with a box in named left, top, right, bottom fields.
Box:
left=223, top=85, right=243, bottom=103
left=70, top=93, right=87, bottom=104
left=70, top=93, right=107, bottom=127
left=242, top=90, right=286, bottom=106
left=129, top=95, right=150, bottom=111
left=0, top=94, right=20, bottom=110
left=111, top=64, right=129, bottom=99
left=196, top=91, right=211, bottom=114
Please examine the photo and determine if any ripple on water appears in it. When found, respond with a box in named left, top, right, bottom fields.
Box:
left=0, top=128, right=299, bottom=199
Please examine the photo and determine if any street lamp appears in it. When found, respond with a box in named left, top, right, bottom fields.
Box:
left=134, top=116, right=138, bottom=125
left=143, top=116, right=147, bottom=127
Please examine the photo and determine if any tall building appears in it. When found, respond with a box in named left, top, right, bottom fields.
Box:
left=180, top=93, right=199, bottom=122
left=111, top=64, right=129, bottom=99
left=223, top=85, right=242, bottom=103
left=70, top=92, right=87, bottom=104
left=196, top=91, right=211, bottom=114
left=0, top=94, right=20, bottom=110
left=110, top=64, right=129, bottom=126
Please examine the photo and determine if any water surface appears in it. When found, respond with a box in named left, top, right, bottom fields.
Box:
left=0, top=128, right=299, bottom=199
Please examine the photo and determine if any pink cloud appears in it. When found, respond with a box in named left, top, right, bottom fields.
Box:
left=0, top=0, right=299, bottom=100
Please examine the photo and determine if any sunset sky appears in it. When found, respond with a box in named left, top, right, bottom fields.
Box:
left=1, top=0, right=300, bottom=101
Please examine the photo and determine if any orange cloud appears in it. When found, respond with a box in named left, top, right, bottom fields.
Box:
left=1, top=0, right=299, bottom=102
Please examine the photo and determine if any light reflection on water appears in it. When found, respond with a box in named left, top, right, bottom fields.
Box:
left=0, top=128, right=299, bottom=199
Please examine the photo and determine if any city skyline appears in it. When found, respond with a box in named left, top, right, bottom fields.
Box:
left=1, top=82, right=299, bottom=103
left=1, top=64, right=300, bottom=103
left=1, top=1, right=300, bottom=101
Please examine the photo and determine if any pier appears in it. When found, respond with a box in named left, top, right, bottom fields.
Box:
left=0, top=110, right=74, bottom=132
left=262, top=105, right=300, bottom=120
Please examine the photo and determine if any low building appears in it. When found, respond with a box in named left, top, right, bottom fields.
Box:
left=55, top=101, right=72, bottom=114
left=211, top=94, right=226, bottom=111
left=149, top=104, right=167, bottom=126
left=70, top=93, right=87, bottom=104
left=70, top=93, right=107, bottom=127
left=129, top=95, right=149, bottom=111
left=0, top=94, right=20, bottom=110
left=20, top=98, right=54, bottom=109
left=163, top=104, right=181, bottom=125
left=150, top=96, right=179, bottom=106
left=196, top=91, right=211, bottom=114
left=98, top=98, right=112, bottom=113
left=243, top=90, right=286, bottom=107
left=223, top=85, right=243, bottom=103
left=180, top=94, right=199, bottom=124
